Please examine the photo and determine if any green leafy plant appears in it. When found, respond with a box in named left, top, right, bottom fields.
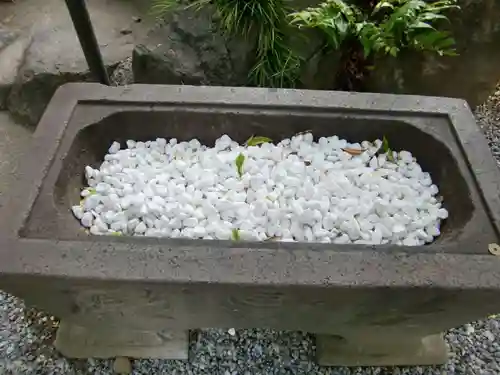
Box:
left=289, top=0, right=459, bottom=90
left=290, top=0, right=360, bottom=50
left=359, top=0, right=460, bottom=57
left=151, top=0, right=302, bottom=87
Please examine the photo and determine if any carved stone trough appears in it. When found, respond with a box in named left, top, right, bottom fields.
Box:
left=1, top=83, right=500, bottom=366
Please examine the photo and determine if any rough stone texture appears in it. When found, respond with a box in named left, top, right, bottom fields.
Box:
left=366, top=0, right=500, bottom=107
left=0, top=28, right=17, bottom=50
left=54, top=321, right=188, bottom=359
left=0, top=0, right=151, bottom=125
left=0, top=29, right=28, bottom=109
left=0, top=111, right=32, bottom=205
left=132, top=9, right=251, bottom=86
left=5, top=29, right=96, bottom=125
left=316, top=333, right=447, bottom=366
left=2, top=84, right=500, bottom=366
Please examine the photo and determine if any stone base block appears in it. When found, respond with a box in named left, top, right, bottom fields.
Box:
left=54, top=321, right=189, bottom=359
left=316, top=332, right=448, bottom=367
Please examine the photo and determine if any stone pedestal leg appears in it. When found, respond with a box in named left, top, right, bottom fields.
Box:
left=316, top=332, right=448, bottom=367
left=54, top=320, right=189, bottom=359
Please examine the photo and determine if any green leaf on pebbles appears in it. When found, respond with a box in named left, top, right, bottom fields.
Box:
left=382, top=136, right=390, bottom=153
left=382, top=136, right=395, bottom=162
left=245, top=135, right=273, bottom=147
left=235, top=153, right=245, bottom=178
left=232, top=228, right=241, bottom=241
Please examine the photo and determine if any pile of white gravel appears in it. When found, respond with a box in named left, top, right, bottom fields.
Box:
left=72, top=133, right=447, bottom=245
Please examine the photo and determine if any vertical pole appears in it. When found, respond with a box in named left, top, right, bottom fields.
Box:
left=64, top=0, right=110, bottom=85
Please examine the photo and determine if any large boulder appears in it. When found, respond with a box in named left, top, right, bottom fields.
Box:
left=366, top=0, right=500, bottom=107
left=132, top=9, right=251, bottom=86
left=132, top=9, right=326, bottom=88
left=4, top=0, right=149, bottom=126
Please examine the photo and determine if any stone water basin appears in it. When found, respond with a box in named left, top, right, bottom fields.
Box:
left=1, top=83, right=500, bottom=366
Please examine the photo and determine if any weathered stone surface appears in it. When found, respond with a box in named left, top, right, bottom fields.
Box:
left=132, top=9, right=251, bottom=86
left=366, top=0, right=500, bottom=107
left=0, top=29, right=18, bottom=50
left=5, top=24, right=133, bottom=125
left=5, top=28, right=96, bottom=125
left=3, top=0, right=150, bottom=125
left=0, top=29, right=29, bottom=109
left=0, top=111, right=32, bottom=209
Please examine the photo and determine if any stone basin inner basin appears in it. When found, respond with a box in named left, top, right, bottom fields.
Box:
left=19, top=86, right=492, bottom=253
left=1, top=83, right=500, bottom=366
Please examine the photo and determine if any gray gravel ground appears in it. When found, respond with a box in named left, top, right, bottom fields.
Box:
left=1, top=87, right=500, bottom=375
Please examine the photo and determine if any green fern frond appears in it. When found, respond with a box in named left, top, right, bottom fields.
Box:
left=291, top=0, right=459, bottom=58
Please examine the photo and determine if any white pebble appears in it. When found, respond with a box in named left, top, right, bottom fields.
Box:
left=72, top=205, right=84, bottom=220
left=108, top=141, right=121, bottom=154
left=81, top=212, right=93, bottom=228
left=135, top=222, right=147, bottom=234
left=437, top=208, right=448, bottom=219
left=399, top=151, right=413, bottom=164
left=89, top=225, right=102, bottom=235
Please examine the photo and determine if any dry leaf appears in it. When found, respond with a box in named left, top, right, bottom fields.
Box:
left=488, top=243, right=500, bottom=256
left=342, top=147, right=365, bottom=156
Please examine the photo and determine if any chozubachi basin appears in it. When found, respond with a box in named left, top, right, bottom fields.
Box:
left=1, top=83, right=500, bottom=366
